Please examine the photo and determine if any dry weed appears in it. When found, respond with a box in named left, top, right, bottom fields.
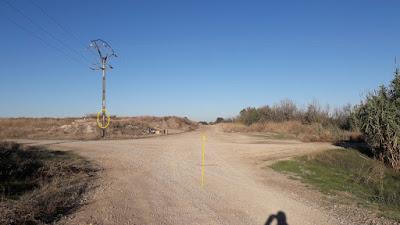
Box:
left=0, top=142, right=98, bottom=224
left=0, top=116, right=198, bottom=140
left=220, top=121, right=362, bottom=143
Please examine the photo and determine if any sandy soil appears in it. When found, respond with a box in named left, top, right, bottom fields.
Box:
left=13, top=125, right=362, bottom=224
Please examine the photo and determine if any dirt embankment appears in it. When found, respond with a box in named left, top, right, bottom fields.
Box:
left=0, top=116, right=198, bottom=140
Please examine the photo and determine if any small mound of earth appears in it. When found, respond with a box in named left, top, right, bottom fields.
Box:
left=0, top=116, right=198, bottom=140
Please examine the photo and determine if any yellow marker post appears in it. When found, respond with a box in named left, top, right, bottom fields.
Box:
left=202, top=136, right=205, bottom=187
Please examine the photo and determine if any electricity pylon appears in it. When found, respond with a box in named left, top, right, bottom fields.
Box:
left=87, top=39, right=117, bottom=138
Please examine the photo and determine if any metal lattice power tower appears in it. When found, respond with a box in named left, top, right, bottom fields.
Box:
left=88, top=39, right=117, bottom=137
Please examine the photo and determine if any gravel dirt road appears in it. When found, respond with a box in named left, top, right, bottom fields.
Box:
left=17, top=125, right=350, bottom=225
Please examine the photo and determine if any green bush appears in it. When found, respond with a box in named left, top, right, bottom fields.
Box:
left=215, top=117, right=225, bottom=124
left=236, top=99, right=357, bottom=131
left=357, top=69, right=400, bottom=171
left=238, top=107, right=262, bottom=125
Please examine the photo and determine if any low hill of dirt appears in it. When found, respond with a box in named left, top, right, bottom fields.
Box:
left=0, top=116, right=198, bottom=140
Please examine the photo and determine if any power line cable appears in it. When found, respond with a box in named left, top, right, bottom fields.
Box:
left=4, top=0, right=96, bottom=65
left=2, top=15, right=86, bottom=66
left=27, top=0, right=100, bottom=64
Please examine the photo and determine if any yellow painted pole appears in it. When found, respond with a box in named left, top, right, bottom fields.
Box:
left=202, top=136, right=205, bottom=187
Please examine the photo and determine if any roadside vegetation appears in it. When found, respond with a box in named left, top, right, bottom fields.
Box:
left=270, top=149, right=400, bottom=221
left=0, top=141, right=98, bottom=224
left=222, top=68, right=400, bottom=172
left=218, top=95, right=361, bottom=143
left=357, top=68, right=400, bottom=172
left=220, top=120, right=361, bottom=143
left=269, top=69, right=400, bottom=221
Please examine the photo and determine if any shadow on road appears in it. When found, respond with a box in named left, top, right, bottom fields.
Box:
left=333, top=141, right=374, bottom=157
left=265, top=211, right=288, bottom=225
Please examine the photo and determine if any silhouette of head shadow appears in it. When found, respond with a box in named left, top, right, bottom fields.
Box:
left=264, top=211, right=288, bottom=225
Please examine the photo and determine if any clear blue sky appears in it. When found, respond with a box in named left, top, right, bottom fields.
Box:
left=1, top=0, right=400, bottom=122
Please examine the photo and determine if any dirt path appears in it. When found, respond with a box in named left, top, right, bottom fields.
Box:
left=16, top=125, right=347, bottom=224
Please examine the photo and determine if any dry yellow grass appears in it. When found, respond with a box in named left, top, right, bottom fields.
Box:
left=0, top=141, right=98, bottom=224
left=219, top=121, right=362, bottom=142
left=0, top=116, right=198, bottom=140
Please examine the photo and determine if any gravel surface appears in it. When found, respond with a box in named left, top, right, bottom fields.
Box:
left=13, top=125, right=397, bottom=225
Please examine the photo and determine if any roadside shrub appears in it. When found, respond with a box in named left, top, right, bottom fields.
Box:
left=357, top=69, right=400, bottom=171
left=215, top=117, right=225, bottom=124
left=331, top=104, right=360, bottom=131
left=232, top=98, right=360, bottom=142
left=85, top=113, right=98, bottom=119
left=302, top=99, right=330, bottom=125
left=237, top=99, right=354, bottom=128
left=0, top=141, right=98, bottom=224
left=223, top=117, right=235, bottom=123
left=238, top=107, right=262, bottom=125
left=279, top=98, right=298, bottom=121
